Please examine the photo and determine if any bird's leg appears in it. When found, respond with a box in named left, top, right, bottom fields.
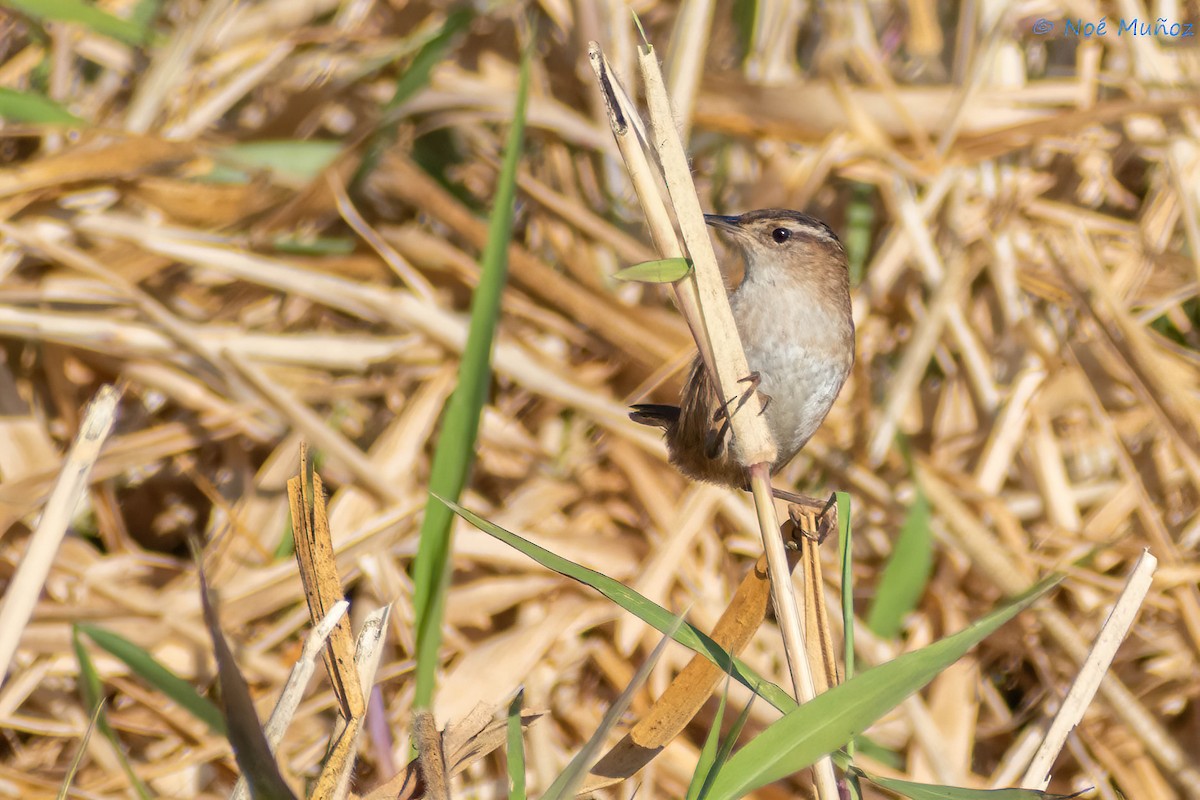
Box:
left=737, top=484, right=838, bottom=545
left=704, top=417, right=730, bottom=459
left=711, top=371, right=772, bottom=423
left=736, top=371, right=773, bottom=417
left=705, top=372, right=760, bottom=459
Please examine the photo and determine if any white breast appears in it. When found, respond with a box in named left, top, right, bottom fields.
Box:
left=729, top=272, right=853, bottom=463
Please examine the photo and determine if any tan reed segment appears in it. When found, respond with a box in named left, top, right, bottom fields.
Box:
left=325, top=605, right=389, bottom=800
left=70, top=211, right=660, bottom=450
left=124, top=0, right=238, bottom=133
left=867, top=242, right=971, bottom=466
left=1022, top=550, right=1157, bottom=790
left=0, top=385, right=120, bottom=684
left=589, top=35, right=836, bottom=800
left=326, top=173, right=437, bottom=303
left=588, top=546, right=800, bottom=789
left=414, top=710, right=451, bottom=800
left=233, top=350, right=399, bottom=504
left=0, top=221, right=267, bottom=413
left=513, top=169, right=656, bottom=266
left=4, top=3, right=1200, bottom=796
left=637, top=46, right=776, bottom=470
left=230, top=599, right=349, bottom=800
left=287, top=446, right=366, bottom=722
left=586, top=43, right=715, bottom=374
left=165, top=43, right=293, bottom=141
left=662, top=0, right=716, bottom=144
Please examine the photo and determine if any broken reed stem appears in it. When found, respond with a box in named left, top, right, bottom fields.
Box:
left=590, top=37, right=838, bottom=800
left=749, top=466, right=839, bottom=799
left=636, top=45, right=775, bottom=469
left=0, top=384, right=121, bottom=684
left=1021, top=549, right=1158, bottom=790
left=586, top=43, right=715, bottom=375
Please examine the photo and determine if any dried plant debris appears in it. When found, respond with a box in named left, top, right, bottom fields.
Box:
left=1, top=2, right=1199, bottom=799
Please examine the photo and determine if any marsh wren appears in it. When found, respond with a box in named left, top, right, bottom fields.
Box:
left=630, top=209, right=854, bottom=507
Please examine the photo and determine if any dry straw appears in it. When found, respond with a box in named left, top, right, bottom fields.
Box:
left=1, top=1, right=1198, bottom=798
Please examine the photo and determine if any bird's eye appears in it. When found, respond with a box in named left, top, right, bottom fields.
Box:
left=771, top=227, right=791, bottom=244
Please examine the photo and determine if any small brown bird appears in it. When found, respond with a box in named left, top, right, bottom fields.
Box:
left=630, top=209, right=854, bottom=504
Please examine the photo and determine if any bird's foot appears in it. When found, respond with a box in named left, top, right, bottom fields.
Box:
left=780, top=491, right=838, bottom=546
left=712, top=371, right=771, bottom=421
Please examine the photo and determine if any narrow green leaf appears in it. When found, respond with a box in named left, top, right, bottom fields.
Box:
left=438, top=495, right=795, bottom=713
left=271, top=235, right=356, bottom=255
left=71, top=628, right=153, bottom=800
left=127, top=0, right=162, bottom=36
left=631, top=8, right=649, bottom=45
left=198, top=567, right=297, bottom=800
left=355, top=8, right=475, bottom=190
left=57, top=697, right=105, bottom=800
left=705, top=576, right=1062, bottom=800
left=411, top=41, right=531, bottom=709
left=215, top=140, right=342, bottom=185
left=858, top=769, right=1084, bottom=800
left=542, top=616, right=683, bottom=800
left=71, top=628, right=105, bottom=735
left=850, top=734, right=902, bottom=769
left=844, top=181, right=874, bottom=286
left=837, top=491, right=854, bottom=683
left=687, top=682, right=729, bottom=800
left=867, top=490, right=933, bottom=639
left=613, top=258, right=692, bottom=283
left=507, top=689, right=527, bottom=800
left=76, top=623, right=226, bottom=736
left=385, top=8, right=474, bottom=113
left=731, top=0, right=759, bottom=58
left=0, top=0, right=152, bottom=45
left=694, top=685, right=755, bottom=800
left=0, top=87, right=84, bottom=124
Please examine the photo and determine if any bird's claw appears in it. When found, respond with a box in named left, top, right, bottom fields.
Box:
left=785, top=492, right=838, bottom=545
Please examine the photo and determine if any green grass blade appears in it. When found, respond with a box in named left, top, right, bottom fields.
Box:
left=198, top=567, right=297, bottom=800
left=541, top=615, right=683, bottom=800
left=866, top=489, right=933, bottom=639
left=384, top=8, right=474, bottom=114
left=76, top=623, right=226, bottom=736
left=410, top=42, right=531, bottom=709
left=857, top=769, right=1083, bottom=800
left=613, top=258, right=692, bottom=283
left=837, top=492, right=855, bottom=681
left=686, top=681, right=729, bottom=800
left=438, top=495, right=795, bottom=712
left=215, top=140, right=342, bottom=186
left=695, top=685, right=756, bottom=800
left=507, top=689, right=527, bottom=800
left=705, top=575, right=1063, bottom=800
left=844, top=181, right=874, bottom=286
left=731, top=0, right=758, bottom=58
left=57, top=697, right=105, bottom=800
left=0, top=88, right=85, bottom=125
left=0, top=0, right=152, bottom=45
left=71, top=628, right=153, bottom=800
left=354, top=8, right=474, bottom=190
left=703, top=699, right=756, bottom=799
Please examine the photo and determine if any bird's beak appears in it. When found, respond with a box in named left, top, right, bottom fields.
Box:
left=703, top=214, right=741, bottom=233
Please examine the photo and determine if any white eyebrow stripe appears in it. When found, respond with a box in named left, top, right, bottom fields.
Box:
left=788, top=221, right=839, bottom=244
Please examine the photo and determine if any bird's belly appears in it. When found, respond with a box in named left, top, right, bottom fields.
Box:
left=746, top=343, right=850, bottom=463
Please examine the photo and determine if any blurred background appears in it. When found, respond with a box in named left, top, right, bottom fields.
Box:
left=1, top=0, right=1199, bottom=797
